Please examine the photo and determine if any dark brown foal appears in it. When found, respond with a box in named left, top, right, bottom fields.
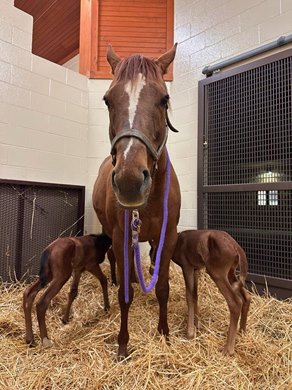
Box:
left=23, top=233, right=112, bottom=347
left=172, top=230, right=251, bottom=356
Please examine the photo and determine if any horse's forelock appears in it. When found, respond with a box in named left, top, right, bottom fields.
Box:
left=114, top=55, right=161, bottom=87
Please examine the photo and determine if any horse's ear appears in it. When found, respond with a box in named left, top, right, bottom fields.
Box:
left=107, top=45, right=121, bottom=74
left=155, top=43, right=178, bottom=75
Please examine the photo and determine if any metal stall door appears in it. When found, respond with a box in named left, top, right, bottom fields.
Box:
left=198, top=49, right=292, bottom=298
left=0, top=180, right=85, bottom=282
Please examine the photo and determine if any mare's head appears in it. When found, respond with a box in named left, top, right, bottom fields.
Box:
left=103, top=45, right=177, bottom=208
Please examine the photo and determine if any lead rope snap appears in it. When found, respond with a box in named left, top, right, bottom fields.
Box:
left=131, top=209, right=142, bottom=245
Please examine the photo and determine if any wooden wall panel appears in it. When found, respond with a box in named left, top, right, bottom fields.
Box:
left=80, top=0, right=174, bottom=80
left=15, top=0, right=80, bottom=65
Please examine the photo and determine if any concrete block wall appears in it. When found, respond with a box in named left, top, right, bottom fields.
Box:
left=0, top=0, right=90, bottom=229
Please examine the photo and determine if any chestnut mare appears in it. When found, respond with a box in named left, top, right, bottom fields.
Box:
left=92, top=45, right=181, bottom=359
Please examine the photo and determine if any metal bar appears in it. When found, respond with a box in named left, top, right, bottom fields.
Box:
left=202, top=34, right=292, bottom=76
left=15, top=185, right=24, bottom=281
left=201, top=182, right=292, bottom=193
left=197, top=81, right=206, bottom=229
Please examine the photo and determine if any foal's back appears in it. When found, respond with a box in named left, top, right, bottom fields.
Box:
left=48, top=234, right=110, bottom=269
left=172, top=229, right=241, bottom=270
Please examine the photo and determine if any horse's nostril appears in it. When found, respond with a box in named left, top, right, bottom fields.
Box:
left=112, top=171, right=116, bottom=188
left=142, top=169, right=150, bottom=184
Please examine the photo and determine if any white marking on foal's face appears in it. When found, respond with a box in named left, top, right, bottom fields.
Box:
left=123, top=73, right=146, bottom=160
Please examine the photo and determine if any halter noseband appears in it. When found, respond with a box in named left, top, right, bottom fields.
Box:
left=110, top=128, right=168, bottom=162
left=110, top=108, right=178, bottom=163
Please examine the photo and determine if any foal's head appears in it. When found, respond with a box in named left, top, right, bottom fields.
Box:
left=103, top=45, right=177, bottom=208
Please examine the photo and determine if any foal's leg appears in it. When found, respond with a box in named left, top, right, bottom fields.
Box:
left=36, top=275, right=71, bottom=347
left=209, top=271, right=243, bottom=356
left=239, top=287, right=251, bottom=332
left=181, top=263, right=197, bottom=339
left=23, top=280, right=43, bottom=346
left=107, top=247, right=117, bottom=286
left=87, top=264, right=110, bottom=311
left=228, top=268, right=251, bottom=332
left=62, top=271, right=81, bottom=324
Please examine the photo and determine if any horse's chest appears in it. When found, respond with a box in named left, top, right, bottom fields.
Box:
left=137, top=216, right=161, bottom=241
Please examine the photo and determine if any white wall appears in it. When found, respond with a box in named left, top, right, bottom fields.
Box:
left=1, top=0, right=292, bottom=235
left=170, top=0, right=292, bottom=230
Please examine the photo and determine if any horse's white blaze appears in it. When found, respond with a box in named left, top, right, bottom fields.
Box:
left=125, top=73, right=146, bottom=127
left=124, top=73, right=145, bottom=160
left=123, top=138, right=134, bottom=160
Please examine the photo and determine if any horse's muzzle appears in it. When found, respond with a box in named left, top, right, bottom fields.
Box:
left=111, top=168, right=152, bottom=207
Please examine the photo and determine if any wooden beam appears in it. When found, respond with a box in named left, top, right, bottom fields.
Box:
left=79, top=0, right=98, bottom=77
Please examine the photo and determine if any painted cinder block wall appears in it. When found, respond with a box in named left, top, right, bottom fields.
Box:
left=1, top=0, right=292, bottom=234
left=0, top=0, right=89, bottom=225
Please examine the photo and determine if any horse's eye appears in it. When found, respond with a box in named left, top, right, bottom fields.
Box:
left=160, top=95, right=169, bottom=107
left=103, top=96, right=110, bottom=108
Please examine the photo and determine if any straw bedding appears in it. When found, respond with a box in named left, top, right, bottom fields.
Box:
left=0, top=261, right=291, bottom=390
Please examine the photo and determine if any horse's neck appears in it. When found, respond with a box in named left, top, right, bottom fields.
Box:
left=150, top=151, right=168, bottom=196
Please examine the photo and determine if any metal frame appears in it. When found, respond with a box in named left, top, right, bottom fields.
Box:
left=198, top=48, right=292, bottom=299
left=0, top=179, right=85, bottom=282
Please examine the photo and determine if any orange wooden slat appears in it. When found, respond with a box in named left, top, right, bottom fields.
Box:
left=80, top=0, right=174, bottom=80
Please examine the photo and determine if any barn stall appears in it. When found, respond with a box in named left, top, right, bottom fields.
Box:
left=0, top=0, right=291, bottom=389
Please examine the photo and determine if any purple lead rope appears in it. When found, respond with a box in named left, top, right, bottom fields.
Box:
left=124, top=209, right=130, bottom=303
left=123, top=149, right=171, bottom=303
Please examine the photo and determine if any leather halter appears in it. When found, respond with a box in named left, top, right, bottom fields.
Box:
left=111, top=128, right=168, bottom=162
left=110, top=108, right=178, bottom=162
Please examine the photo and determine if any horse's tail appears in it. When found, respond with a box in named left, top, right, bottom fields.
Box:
left=39, top=249, right=50, bottom=288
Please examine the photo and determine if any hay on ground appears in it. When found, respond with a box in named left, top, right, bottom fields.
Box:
left=0, top=262, right=291, bottom=390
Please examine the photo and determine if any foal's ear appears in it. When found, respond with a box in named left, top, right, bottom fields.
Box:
left=155, top=43, right=178, bottom=75
left=107, top=45, right=121, bottom=74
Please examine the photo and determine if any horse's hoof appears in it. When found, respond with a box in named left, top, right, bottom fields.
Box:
left=104, top=305, right=110, bottom=312
left=42, top=337, right=54, bottom=348
left=186, top=332, right=194, bottom=340
left=62, top=318, right=69, bottom=324
left=117, top=346, right=129, bottom=362
left=26, top=339, right=37, bottom=347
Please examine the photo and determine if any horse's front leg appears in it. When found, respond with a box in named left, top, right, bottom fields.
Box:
left=155, top=233, right=177, bottom=338
left=117, top=282, right=134, bottom=359
left=114, top=239, right=134, bottom=360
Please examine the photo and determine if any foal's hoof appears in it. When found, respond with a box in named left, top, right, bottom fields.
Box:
left=62, top=317, right=69, bottom=324
left=222, top=344, right=234, bottom=356
left=42, top=337, right=54, bottom=348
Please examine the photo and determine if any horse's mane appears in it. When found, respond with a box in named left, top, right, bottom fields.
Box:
left=114, top=55, right=161, bottom=86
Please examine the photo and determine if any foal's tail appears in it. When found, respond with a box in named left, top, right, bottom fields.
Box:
left=237, top=245, right=248, bottom=288
left=208, top=232, right=248, bottom=291
left=39, top=249, right=50, bottom=288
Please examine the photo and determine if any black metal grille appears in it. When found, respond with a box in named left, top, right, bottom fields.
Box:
left=0, top=180, right=85, bottom=282
left=206, top=56, right=292, bottom=186
left=204, top=191, right=292, bottom=280
left=198, top=49, right=292, bottom=297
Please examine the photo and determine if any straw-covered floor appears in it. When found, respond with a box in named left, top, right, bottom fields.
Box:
left=0, top=261, right=291, bottom=390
